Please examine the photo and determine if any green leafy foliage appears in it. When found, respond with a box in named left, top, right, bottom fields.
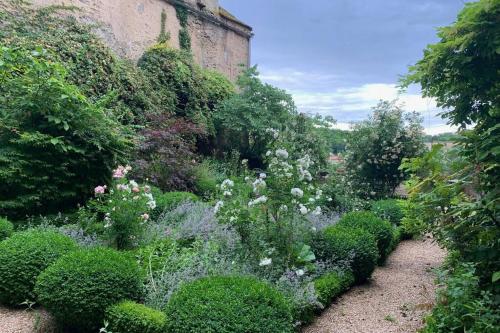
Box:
left=402, top=1, right=500, bottom=330
left=192, top=160, right=222, bottom=198
left=313, top=225, right=378, bottom=283
left=137, top=44, right=234, bottom=128
left=371, top=199, right=404, bottom=225
left=157, top=9, right=171, bottom=44
left=0, top=217, right=14, bottom=241
left=0, top=3, right=162, bottom=125
left=423, top=262, right=500, bottom=333
left=0, top=46, right=132, bottom=220
left=175, top=4, right=191, bottom=51
left=314, top=270, right=354, bottom=306
left=312, top=119, right=349, bottom=154
left=105, top=301, right=167, bottom=333
left=0, top=230, right=77, bottom=306
left=214, top=67, right=327, bottom=168
left=164, top=276, right=294, bottom=333
left=338, top=211, right=394, bottom=262
left=403, top=0, right=499, bottom=128
left=344, top=100, right=425, bottom=198
left=35, top=248, right=143, bottom=332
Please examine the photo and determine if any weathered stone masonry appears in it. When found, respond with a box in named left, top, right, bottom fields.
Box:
left=29, top=0, right=253, bottom=81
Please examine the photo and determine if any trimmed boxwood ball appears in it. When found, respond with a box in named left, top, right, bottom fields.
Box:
left=371, top=199, right=404, bottom=225
left=35, top=248, right=143, bottom=332
left=338, top=211, right=394, bottom=263
left=0, top=217, right=14, bottom=240
left=105, top=301, right=166, bottom=333
left=313, top=225, right=378, bottom=283
left=0, top=230, right=77, bottom=306
left=164, top=276, right=294, bottom=333
left=314, top=270, right=355, bottom=306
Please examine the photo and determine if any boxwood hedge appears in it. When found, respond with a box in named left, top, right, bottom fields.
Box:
left=35, top=248, right=143, bottom=332
left=338, top=211, right=394, bottom=263
left=313, top=225, right=378, bottom=283
left=0, top=230, right=77, bottom=306
left=164, top=276, right=294, bottom=333
left=105, top=301, right=166, bottom=333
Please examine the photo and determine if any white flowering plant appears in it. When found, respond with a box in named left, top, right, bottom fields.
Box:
left=343, top=101, right=425, bottom=198
left=215, top=129, right=323, bottom=271
left=85, top=165, right=156, bottom=249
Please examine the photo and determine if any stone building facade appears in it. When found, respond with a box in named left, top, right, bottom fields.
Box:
left=29, top=0, right=253, bottom=81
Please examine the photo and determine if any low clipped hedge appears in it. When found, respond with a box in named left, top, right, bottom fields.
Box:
left=164, top=276, right=294, bottom=333
left=314, top=270, right=355, bottom=306
left=313, top=225, right=378, bottom=283
left=338, top=211, right=394, bottom=263
left=151, top=191, right=199, bottom=220
left=371, top=199, right=404, bottom=225
left=35, top=248, right=143, bottom=332
left=105, top=301, right=166, bottom=333
left=389, top=226, right=403, bottom=253
left=0, top=217, right=14, bottom=240
left=0, top=230, right=77, bottom=306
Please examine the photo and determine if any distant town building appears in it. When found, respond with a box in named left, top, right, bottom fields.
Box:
left=30, top=0, right=253, bottom=81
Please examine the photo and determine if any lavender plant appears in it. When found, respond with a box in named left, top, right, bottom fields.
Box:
left=143, top=240, right=247, bottom=311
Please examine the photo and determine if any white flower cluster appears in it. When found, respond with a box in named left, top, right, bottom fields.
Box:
left=291, top=188, right=304, bottom=198
left=252, top=174, right=267, bottom=194
left=275, top=149, right=289, bottom=160
left=214, top=200, right=224, bottom=214
left=265, top=128, right=280, bottom=139
left=248, top=195, right=268, bottom=207
left=259, top=257, right=272, bottom=266
left=297, top=154, right=313, bottom=182
left=221, top=179, right=234, bottom=197
left=267, top=149, right=294, bottom=179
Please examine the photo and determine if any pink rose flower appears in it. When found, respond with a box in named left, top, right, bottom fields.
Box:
left=94, top=185, right=106, bottom=195
left=113, top=165, right=130, bottom=179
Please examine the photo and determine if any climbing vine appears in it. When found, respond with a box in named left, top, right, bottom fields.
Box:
left=175, top=4, right=191, bottom=51
left=157, top=9, right=171, bottom=44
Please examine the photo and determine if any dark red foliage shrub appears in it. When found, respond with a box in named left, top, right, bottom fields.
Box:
left=133, top=114, right=206, bottom=192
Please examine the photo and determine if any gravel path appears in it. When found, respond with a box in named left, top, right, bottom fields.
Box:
left=303, top=237, right=446, bottom=333
left=0, top=307, right=55, bottom=333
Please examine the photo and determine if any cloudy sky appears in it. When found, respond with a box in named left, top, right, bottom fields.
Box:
left=219, top=0, right=468, bottom=134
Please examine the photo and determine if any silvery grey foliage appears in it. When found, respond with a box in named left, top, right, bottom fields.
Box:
left=58, top=224, right=105, bottom=248
left=145, top=201, right=241, bottom=249
left=306, top=212, right=340, bottom=231
left=273, top=269, right=323, bottom=327
left=144, top=240, right=249, bottom=310
left=23, top=216, right=105, bottom=248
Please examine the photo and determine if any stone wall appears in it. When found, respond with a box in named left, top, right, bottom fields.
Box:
left=28, top=0, right=252, bottom=81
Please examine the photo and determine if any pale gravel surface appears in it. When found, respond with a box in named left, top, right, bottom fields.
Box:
left=0, top=307, right=55, bottom=333
left=303, top=237, right=446, bottom=333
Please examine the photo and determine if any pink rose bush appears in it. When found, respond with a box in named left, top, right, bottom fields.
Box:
left=89, top=166, right=156, bottom=249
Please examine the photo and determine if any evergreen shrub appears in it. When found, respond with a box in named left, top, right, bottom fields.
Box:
left=0, top=230, right=77, bottom=305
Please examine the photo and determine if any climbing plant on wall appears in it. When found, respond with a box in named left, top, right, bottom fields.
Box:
left=157, top=9, right=171, bottom=44
left=175, top=4, right=191, bottom=51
